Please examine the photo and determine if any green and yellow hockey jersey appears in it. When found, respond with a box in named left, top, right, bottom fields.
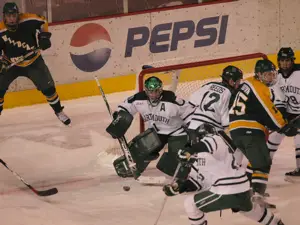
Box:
left=0, top=13, right=48, bottom=67
left=229, top=76, right=286, bottom=136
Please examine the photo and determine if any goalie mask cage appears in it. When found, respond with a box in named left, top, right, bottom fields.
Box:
left=138, top=52, right=268, bottom=133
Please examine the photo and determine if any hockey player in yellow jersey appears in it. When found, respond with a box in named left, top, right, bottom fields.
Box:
left=229, top=59, right=287, bottom=207
left=0, top=2, right=70, bottom=125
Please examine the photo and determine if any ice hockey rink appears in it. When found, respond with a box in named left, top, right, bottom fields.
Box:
left=0, top=90, right=300, bottom=225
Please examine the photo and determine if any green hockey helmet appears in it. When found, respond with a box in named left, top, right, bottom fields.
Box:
left=3, top=2, right=19, bottom=31
left=144, top=76, right=163, bottom=106
left=254, top=59, right=277, bottom=87
left=221, top=65, right=243, bottom=89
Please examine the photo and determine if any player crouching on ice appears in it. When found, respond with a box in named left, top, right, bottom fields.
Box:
left=0, top=2, right=70, bottom=125
left=106, top=74, right=195, bottom=179
left=163, top=123, right=285, bottom=225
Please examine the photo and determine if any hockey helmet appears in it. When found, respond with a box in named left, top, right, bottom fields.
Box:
left=254, top=59, right=277, bottom=87
left=144, top=76, right=163, bottom=106
left=3, top=2, right=19, bottom=31
left=277, top=47, right=295, bottom=73
left=221, top=65, right=243, bottom=89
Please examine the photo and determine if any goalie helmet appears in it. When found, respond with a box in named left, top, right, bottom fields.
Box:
left=221, top=65, right=243, bottom=90
left=144, top=76, right=163, bottom=106
left=255, top=59, right=277, bottom=87
left=277, top=47, right=295, bottom=74
left=3, top=2, right=19, bottom=31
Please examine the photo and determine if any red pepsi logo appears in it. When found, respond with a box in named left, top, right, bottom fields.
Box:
left=70, top=23, right=112, bottom=72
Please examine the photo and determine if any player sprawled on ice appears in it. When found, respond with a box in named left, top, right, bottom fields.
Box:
left=189, top=65, right=243, bottom=131
left=106, top=73, right=195, bottom=179
left=229, top=59, right=300, bottom=207
left=0, top=2, right=70, bottom=125
left=267, top=47, right=300, bottom=180
left=162, top=123, right=285, bottom=225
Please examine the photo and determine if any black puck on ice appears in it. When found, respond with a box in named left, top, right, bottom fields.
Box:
left=123, top=186, right=130, bottom=191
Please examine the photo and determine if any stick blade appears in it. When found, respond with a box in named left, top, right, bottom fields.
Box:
left=36, top=187, right=58, bottom=196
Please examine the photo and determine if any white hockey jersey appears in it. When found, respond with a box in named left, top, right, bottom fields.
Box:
left=118, top=90, right=195, bottom=136
left=188, top=82, right=233, bottom=130
left=271, top=65, right=300, bottom=114
left=187, top=134, right=249, bottom=195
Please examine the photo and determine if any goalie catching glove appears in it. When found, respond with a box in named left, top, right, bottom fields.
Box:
left=106, top=110, right=133, bottom=139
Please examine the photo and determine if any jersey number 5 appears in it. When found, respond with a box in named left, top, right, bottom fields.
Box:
left=229, top=92, right=248, bottom=116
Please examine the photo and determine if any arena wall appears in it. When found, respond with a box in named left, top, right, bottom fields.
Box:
left=4, top=0, right=300, bottom=109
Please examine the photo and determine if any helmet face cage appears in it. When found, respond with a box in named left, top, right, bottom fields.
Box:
left=255, top=60, right=278, bottom=87
left=144, top=76, right=163, bottom=106
left=259, top=70, right=278, bottom=87
left=3, top=2, right=19, bottom=31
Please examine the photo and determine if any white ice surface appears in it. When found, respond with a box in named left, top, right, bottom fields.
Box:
left=0, top=90, right=299, bottom=225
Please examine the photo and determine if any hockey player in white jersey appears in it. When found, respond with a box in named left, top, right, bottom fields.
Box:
left=267, top=47, right=300, bottom=179
left=106, top=75, right=195, bottom=179
left=163, top=123, right=285, bottom=225
left=189, top=65, right=243, bottom=131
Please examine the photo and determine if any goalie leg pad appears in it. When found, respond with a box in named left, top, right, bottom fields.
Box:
left=156, top=152, right=190, bottom=179
left=106, top=110, right=133, bottom=139
left=113, top=155, right=134, bottom=178
left=129, top=128, right=163, bottom=161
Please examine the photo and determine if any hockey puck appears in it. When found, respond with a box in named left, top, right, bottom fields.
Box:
left=123, top=186, right=130, bottom=191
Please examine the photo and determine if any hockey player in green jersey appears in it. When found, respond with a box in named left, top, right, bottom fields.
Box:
left=163, top=123, right=285, bottom=225
left=106, top=74, right=195, bottom=179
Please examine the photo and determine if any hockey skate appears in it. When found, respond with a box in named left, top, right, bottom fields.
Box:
left=284, top=168, right=300, bottom=183
left=252, top=192, right=276, bottom=209
left=55, top=110, right=71, bottom=125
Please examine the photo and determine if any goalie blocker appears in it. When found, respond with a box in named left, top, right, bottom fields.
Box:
left=106, top=110, right=133, bottom=139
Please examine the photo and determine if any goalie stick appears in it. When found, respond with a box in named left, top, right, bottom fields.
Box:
left=0, top=159, right=58, bottom=197
left=94, top=76, right=139, bottom=179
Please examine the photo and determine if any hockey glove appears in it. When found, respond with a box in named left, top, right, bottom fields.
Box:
left=38, top=32, right=52, bottom=50
left=163, top=179, right=199, bottom=196
left=177, top=148, right=194, bottom=166
left=163, top=182, right=179, bottom=196
left=0, top=59, right=9, bottom=74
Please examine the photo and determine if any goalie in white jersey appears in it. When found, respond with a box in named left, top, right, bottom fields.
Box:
left=163, top=124, right=285, bottom=225
left=106, top=74, right=195, bottom=179
left=268, top=47, right=300, bottom=179
left=189, top=65, right=243, bottom=131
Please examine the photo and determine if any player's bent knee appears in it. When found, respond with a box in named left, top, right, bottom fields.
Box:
left=0, top=89, right=6, bottom=97
left=41, top=86, right=56, bottom=97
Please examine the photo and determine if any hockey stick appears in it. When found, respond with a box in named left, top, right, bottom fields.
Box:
left=153, top=163, right=181, bottom=225
left=94, top=76, right=139, bottom=179
left=269, top=114, right=300, bottom=135
left=0, top=159, right=58, bottom=197
left=3, top=48, right=40, bottom=70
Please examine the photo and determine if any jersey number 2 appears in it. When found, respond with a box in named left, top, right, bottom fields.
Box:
left=202, top=92, right=220, bottom=112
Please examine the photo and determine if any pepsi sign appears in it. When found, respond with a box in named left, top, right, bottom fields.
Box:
left=70, top=23, right=112, bottom=72
left=125, top=15, right=229, bottom=57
